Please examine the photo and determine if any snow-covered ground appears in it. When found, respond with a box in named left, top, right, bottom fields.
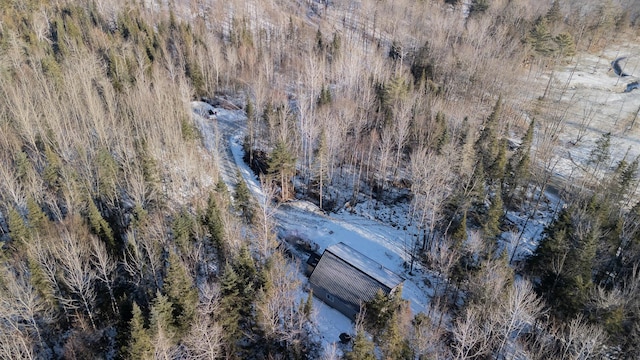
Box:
left=533, top=43, right=640, bottom=188
left=191, top=42, right=640, bottom=354
left=192, top=100, right=436, bottom=353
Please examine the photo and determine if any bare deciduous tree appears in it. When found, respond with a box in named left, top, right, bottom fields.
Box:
left=451, top=306, right=493, bottom=360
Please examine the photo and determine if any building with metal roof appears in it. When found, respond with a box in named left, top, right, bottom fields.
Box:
left=307, top=242, right=405, bottom=320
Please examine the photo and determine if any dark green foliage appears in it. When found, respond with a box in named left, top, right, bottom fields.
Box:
left=389, top=40, right=402, bottom=61
left=554, top=32, right=576, bottom=58
left=43, top=145, right=63, bottom=194
left=504, top=120, right=534, bottom=205
left=607, top=156, right=639, bottom=206
left=229, top=16, right=253, bottom=48
left=317, top=84, right=332, bottom=106
left=87, top=197, right=116, bottom=251
left=163, top=252, right=198, bottom=337
left=14, top=150, right=32, bottom=181
left=379, top=312, right=412, bottom=360
left=588, top=132, right=612, bottom=171
left=185, top=60, right=205, bottom=96
left=345, top=331, right=376, bottom=360
left=451, top=210, right=468, bottom=249
left=234, top=246, right=258, bottom=310
left=40, top=55, right=63, bottom=87
left=364, top=287, right=406, bottom=339
left=51, top=15, right=68, bottom=59
left=365, top=289, right=395, bottom=332
left=95, top=148, right=119, bottom=203
left=104, top=48, right=133, bottom=92
left=528, top=18, right=556, bottom=56
left=302, top=290, right=313, bottom=319
left=330, top=31, right=341, bottom=60
left=410, top=42, right=434, bottom=85
left=203, top=192, right=225, bottom=255
left=475, top=97, right=502, bottom=179
left=268, top=141, right=296, bottom=201
left=149, top=291, right=177, bottom=343
left=7, top=206, right=30, bottom=246
left=469, top=162, right=487, bottom=209
left=171, top=209, right=196, bottom=253
left=529, top=206, right=598, bottom=318
left=315, top=28, right=324, bottom=53
left=28, top=257, right=58, bottom=309
left=218, top=263, right=243, bottom=354
left=433, top=111, right=450, bottom=153
left=546, top=0, right=562, bottom=25
left=487, top=138, right=508, bottom=183
left=469, top=0, right=490, bottom=16
left=128, top=302, right=153, bottom=360
left=26, top=197, right=50, bottom=235
left=235, top=172, right=253, bottom=220
left=483, top=186, right=504, bottom=242
left=245, top=99, right=255, bottom=122
left=180, top=117, right=199, bottom=141
left=213, top=177, right=227, bottom=193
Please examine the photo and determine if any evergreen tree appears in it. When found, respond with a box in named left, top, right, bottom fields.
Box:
left=451, top=210, right=468, bottom=249
left=470, top=163, right=487, bottom=208
left=389, top=40, right=403, bottom=61
left=488, top=138, right=508, bottom=185
left=203, top=192, right=225, bottom=256
left=364, top=288, right=404, bottom=335
left=128, top=302, right=153, bottom=360
left=330, top=31, right=342, bottom=60
left=171, top=209, right=195, bottom=253
left=529, top=18, right=556, bottom=56
left=529, top=206, right=598, bottom=318
left=554, top=32, right=576, bottom=58
left=379, top=312, right=412, bottom=360
left=163, top=252, right=198, bottom=337
left=149, top=291, right=177, bottom=344
left=7, top=206, right=30, bottom=246
left=588, top=132, right=612, bottom=178
left=43, top=145, right=62, bottom=193
left=545, top=0, right=562, bottom=25
left=317, top=84, right=332, bottom=106
left=87, top=197, right=116, bottom=251
left=234, top=246, right=258, bottom=312
left=345, top=330, right=376, bottom=360
left=483, top=186, right=504, bottom=244
left=505, top=120, right=534, bottom=205
left=268, top=140, right=296, bottom=201
left=218, top=263, right=243, bottom=355
left=475, top=97, right=502, bottom=179
left=185, top=60, right=205, bottom=96
left=216, top=178, right=230, bottom=196
left=95, top=147, right=119, bottom=203
left=469, top=0, right=489, bottom=16
left=27, top=257, right=58, bottom=309
left=302, top=290, right=313, bottom=320
left=435, top=112, right=450, bottom=154
left=26, top=197, right=49, bottom=235
left=235, top=172, right=253, bottom=220
left=315, top=28, right=324, bottom=53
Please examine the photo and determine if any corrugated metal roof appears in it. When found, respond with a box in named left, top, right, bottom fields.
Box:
left=325, top=242, right=404, bottom=290
left=310, top=251, right=382, bottom=315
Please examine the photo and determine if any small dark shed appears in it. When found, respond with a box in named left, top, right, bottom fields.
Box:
left=308, top=242, right=405, bottom=320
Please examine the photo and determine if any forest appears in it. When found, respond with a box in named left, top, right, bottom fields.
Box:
left=0, top=0, right=639, bottom=359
